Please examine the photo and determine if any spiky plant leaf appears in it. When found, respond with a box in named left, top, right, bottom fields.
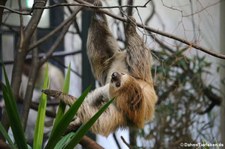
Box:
left=33, top=66, right=49, bottom=149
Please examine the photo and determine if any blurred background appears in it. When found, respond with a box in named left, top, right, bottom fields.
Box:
left=0, top=0, right=224, bottom=148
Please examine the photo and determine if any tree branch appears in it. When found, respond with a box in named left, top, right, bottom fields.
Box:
left=2, top=0, right=223, bottom=59
left=1, top=50, right=82, bottom=65
left=1, top=50, right=82, bottom=78
left=121, top=136, right=132, bottom=148
left=80, top=136, right=104, bottom=149
left=75, top=0, right=225, bottom=60
left=0, top=1, right=151, bottom=16
left=28, top=7, right=82, bottom=51
left=0, top=0, right=7, bottom=23
left=113, top=133, right=121, bottom=149
left=39, top=7, right=81, bottom=65
left=22, top=32, right=39, bottom=130
left=1, top=0, right=48, bottom=133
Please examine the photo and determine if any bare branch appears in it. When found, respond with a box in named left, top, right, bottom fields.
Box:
left=39, top=9, right=80, bottom=65
left=144, top=0, right=155, bottom=25
left=22, top=32, right=39, bottom=130
left=18, top=0, right=25, bottom=65
left=0, top=0, right=7, bottom=25
left=0, top=5, right=31, bottom=15
left=144, top=0, right=152, bottom=7
left=24, top=0, right=47, bottom=40
left=0, top=1, right=149, bottom=16
left=39, top=24, right=70, bottom=65
left=30, top=102, right=56, bottom=118
left=79, top=136, right=104, bottom=149
left=121, top=136, right=132, bottom=148
left=17, top=98, right=58, bottom=118
left=1, top=0, right=48, bottom=133
left=28, top=7, right=82, bottom=51
left=162, top=0, right=221, bottom=17
left=64, top=0, right=82, bottom=39
left=34, top=2, right=149, bottom=10
left=1, top=50, right=81, bottom=65
left=75, top=0, right=225, bottom=60
left=113, top=133, right=122, bottom=149
left=3, top=0, right=223, bottom=59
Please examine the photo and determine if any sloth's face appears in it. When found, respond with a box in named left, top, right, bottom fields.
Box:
left=110, top=72, right=128, bottom=88
left=109, top=72, right=144, bottom=104
left=109, top=72, right=130, bottom=98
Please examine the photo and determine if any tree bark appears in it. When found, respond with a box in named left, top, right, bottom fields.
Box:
left=1, top=0, right=47, bottom=133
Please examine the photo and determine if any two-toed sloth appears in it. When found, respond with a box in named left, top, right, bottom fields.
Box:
left=53, top=1, right=157, bottom=136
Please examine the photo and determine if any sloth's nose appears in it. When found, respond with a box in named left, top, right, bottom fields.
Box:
left=112, top=72, right=119, bottom=80
left=111, top=72, right=121, bottom=82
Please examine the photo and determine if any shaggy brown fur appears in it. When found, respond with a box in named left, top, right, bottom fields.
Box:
left=53, top=0, right=158, bottom=136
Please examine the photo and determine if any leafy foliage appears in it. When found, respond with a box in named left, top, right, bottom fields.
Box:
left=1, top=65, right=28, bottom=149
left=137, top=48, right=222, bottom=148
left=33, top=66, right=49, bottom=149
left=1, top=64, right=113, bottom=148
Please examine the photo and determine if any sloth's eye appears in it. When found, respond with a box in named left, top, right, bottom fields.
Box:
left=116, top=82, right=120, bottom=87
left=121, top=73, right=125, bottom=75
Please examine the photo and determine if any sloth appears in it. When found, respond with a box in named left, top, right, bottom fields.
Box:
left=44, top=0, right=157, bottom=137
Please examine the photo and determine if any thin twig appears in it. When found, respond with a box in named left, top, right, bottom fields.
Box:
left=144, top=0, right=155, bottom=25
left=38, top=7, right=82, bottom=65
left=80, top=136, right=104, bottom=149
left=0, top=50, right=81, bottom=65
left=1, top=0, right=48, bottom=133
left=0, top=5, right=31, bottom=15
left=22, top=31, right=40, bottom=130
left=34, top=2, right=149, bottom=10
left=0, top=1, right=149, bottom=16
left=28, top=6, right=82, bottom=51
left=39, top=19, right=74, bottom=65
left=184, top=1, right=220, bottom=17
left=2, top=0, right=223, bottom=59
left=113, top=133, right=121, bottom=149
left=50, top=56, right=82, bottom=78
left=144, top=0, right=152, bottom=7
left=75, top=0, right=225, bottom=60
left=64, top=0, right=82, bottom=39
left=121, top=136, right=132, bottom=148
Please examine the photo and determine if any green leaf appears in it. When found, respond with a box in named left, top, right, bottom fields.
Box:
left=0, top=122, right=16, bottom=149
left=64, top=98, right=114, bottom=149
left=45, top=85, right=91, bottom=149
left=33, top=66, right=49, bottom=149
left=53, top=63, right=71, bottom=130
left=2, top=64, right=28, bottom=149
left=63, top=63, right=71, bottom=93
left=55, top=132, right=75, bottom=149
